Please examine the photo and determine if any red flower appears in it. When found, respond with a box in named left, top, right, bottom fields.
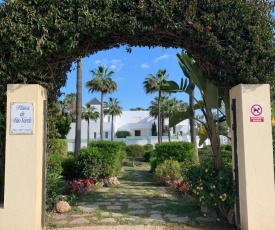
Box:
left=206, top=25, right=212, bottom=31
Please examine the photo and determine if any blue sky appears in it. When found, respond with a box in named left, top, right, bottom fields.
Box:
left=62, top=46, right=200, bottom=110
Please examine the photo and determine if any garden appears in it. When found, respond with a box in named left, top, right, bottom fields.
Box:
left=0, top=1, right=274, bottom=229
left=46, top=140, right=236, bottom=229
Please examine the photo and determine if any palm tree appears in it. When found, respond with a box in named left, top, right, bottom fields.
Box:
left=143, top=69, right=169, bottom=143
left=148, top=96, right=165, bottom=138
left=75, top=57, right=82, bottom=157
left=103, top=97, right=122, bottom=141
left=86, top=66, right=117, bottom=140
left=82, top=104, right=99, bottom=146
left=162, top=97, right=188, bottom=142
left=56, top=100, right=67, bottom=116
left=64, top=93, right=76, bottom=118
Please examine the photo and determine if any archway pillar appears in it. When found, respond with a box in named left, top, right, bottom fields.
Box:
left=0, top=84, right=47, bottom=230
left=230, top=84, right=275, bottom=230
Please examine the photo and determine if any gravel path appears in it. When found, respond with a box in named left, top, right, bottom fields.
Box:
left=46, top=163, right=236, bottom=230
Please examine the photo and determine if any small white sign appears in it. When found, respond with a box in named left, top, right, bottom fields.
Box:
left=10, top=102, right=34, bottom=134
left=250, top=103, right=264, bottom=122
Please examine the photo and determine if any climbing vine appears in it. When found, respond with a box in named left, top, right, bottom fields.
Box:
left=0, top=0, right=274, bottom=136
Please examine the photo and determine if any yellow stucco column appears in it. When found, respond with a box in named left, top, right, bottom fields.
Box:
left=0, top=84, right=47, bottom=230
left=230, top=84, right=275, bottom=230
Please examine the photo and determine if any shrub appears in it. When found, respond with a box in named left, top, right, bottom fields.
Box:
left=67, top=151, right=74, bottom=157
left=48, top=138, right=68, bottom=157
left=221, top=150, right=232, bottom=166
left=155, top=142, right=194, bottom=163
left=220, top=144, right=232, bottom=151
left=62, top=157, right=81, bottom=180
left=46, top=172, right=67, bottom=211
left=89, top=141, right=123, bottom=175
left=46, top=138, right=68, bottom=211
left=126, top=144, right=145, bottom=158
left=116, top=130, right=131, bottom=138
left=143, top=149, right=155, bottom=162
left=126, top=144, right=145, bottom=166
left=153, top=160, right=182, bottom=185
left=47, top=153, right=63, bottom=175
left=79, top=141, right=123, bottom=179
left=144, top=144, right=153, bottom=151
left=151, top=142, right=195, bottom=171
left=55, top=115, right=72, bottom=139
left=185, top=161, right=235, bottom=217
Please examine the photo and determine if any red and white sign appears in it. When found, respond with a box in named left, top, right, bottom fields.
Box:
left=250, top=104, right=264, bottom=122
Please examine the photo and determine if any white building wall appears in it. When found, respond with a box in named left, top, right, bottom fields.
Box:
left=65, top=109, right=193, bottom=151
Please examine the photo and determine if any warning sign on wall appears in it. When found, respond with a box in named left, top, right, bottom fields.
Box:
left=250, top=104, right=264, bottom=122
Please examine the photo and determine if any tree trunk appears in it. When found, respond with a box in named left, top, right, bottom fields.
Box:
left=189, top=78, right=199, bottom=163
left=157, top=90, right=162, bottom=143
left=87, top=119, right=90, bottom=146
left=168, top=120, right=171, bottom=142
left=205, top=106, right=222, bottom=171
left=111, top=115, right=114, bottom=141
left=74, top=57, right=82, bottom=158
left=100, top=93, right=104, bottom=140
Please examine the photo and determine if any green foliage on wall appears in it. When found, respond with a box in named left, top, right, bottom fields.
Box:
left=116, top=130, right=132, bottom=138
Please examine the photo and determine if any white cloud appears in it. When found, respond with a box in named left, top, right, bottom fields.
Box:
left=116, top=77, right=124, bottom=81
left=95, top=59, right=107, bottom=66
left=111, top=59, right=121, bottom=64
left=94, top=59, right=123, bottom=72
left=154, top=54, right=171, bottom=63
left=141, top=64, right=150, bottom=68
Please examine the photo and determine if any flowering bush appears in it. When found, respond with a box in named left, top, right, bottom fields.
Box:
left=64, top=179, right=95, bottom=195
left=153, top=160, right=182, bottom=185
left=185, top=160, right=235, bottom=217
left=171, top=180, right=190, bottom=195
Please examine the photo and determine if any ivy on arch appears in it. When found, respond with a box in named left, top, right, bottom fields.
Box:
left=0, top=0, right=274, bottom=144
left=0, top=0, right=274, bottom=99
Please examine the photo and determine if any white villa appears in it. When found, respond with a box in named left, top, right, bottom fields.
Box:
left=65, top=98, right=192, bottom=151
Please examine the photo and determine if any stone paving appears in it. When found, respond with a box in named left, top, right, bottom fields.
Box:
left=46, top=163, right=215, bottom=229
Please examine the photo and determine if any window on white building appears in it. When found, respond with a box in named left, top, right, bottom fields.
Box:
left=108, top=116, right=111, bottom=122
left=105, top=132, right=108, bottom=139
left=134, top=117, right=141, bottom=123
left=134, top=130, right=141, bottom=136
left=94, top=132, right=96, bottom=139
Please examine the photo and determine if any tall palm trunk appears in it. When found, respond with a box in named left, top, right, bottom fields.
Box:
left=100, top=93, right=104, bottom=140
left=189, top=78, right=199, bottom=162
left=74, top=57, right=82, bottom=158
left=87, top=119, right=90, bottom=146
left=111, top=115, right=114, bottom=141
left=158, top=90, right=162, bottom=143
left=168, top=119, right=171, bottom=142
